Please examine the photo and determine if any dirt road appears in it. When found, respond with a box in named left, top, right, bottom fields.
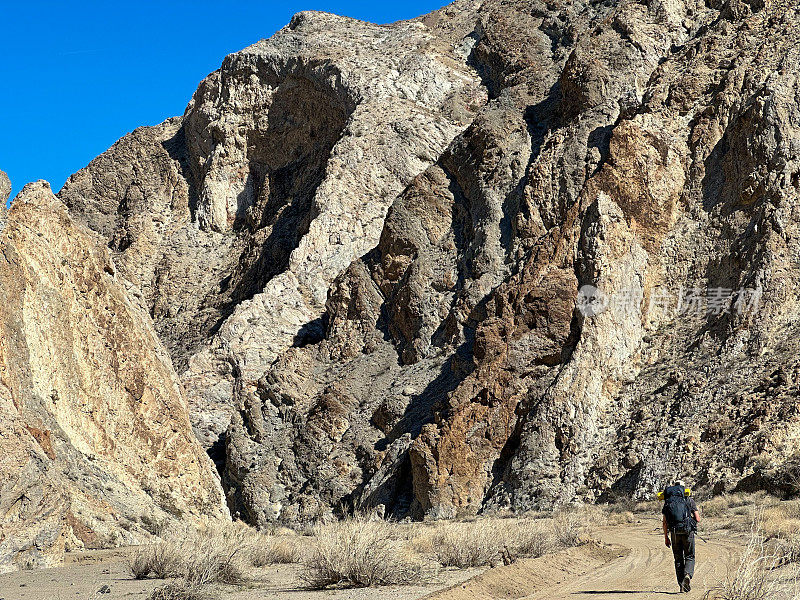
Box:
left=428, top=518, right=741, bottom=600
left=0, top=517, right=742, bottom=600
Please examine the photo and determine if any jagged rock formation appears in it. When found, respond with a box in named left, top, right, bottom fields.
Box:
left=0, top=170, right=10, bottom=229
left=0, top=183, right=226, bottom=572
left=219, top=0, right=800, bottom=521
left=60, top=9, right=486, bottom=452
left=7, top=0, right=800, bottom=534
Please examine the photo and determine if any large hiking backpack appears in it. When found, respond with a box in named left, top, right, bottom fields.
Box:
left=664, top=485, right=693, bottom=533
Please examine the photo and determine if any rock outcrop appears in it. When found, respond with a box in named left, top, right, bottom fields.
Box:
left=216, top=0, right=800, bottom=521
left=6, top=0, right=800, bottom=535
left=0, top=170, right=10, bottom=229
left=0, top=183, right=226, bottom=572
left=60, top=9, right=486, bottom=452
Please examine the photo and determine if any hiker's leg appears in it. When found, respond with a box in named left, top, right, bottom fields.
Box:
left=684, top=532, right=696, bottom=580
left=671, top=532, right=684, bottom=583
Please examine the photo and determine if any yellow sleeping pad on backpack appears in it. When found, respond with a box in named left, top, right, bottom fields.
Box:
left=657, top=488, right=691, bottom=501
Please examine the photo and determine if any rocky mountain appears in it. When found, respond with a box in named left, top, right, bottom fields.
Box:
left=3, top=0, right=800, bottom=567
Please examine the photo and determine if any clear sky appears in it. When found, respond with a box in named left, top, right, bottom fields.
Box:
left=0, top=1, right=448, bottom=201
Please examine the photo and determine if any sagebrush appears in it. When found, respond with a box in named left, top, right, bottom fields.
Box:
left=146, top=581, right=218, bottom=600
left=302, top=518, right=425, bottom=589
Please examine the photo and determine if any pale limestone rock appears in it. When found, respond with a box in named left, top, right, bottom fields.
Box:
left=180, top=10, right=487, bottom=442
left=0, top=170, right=9, bottom=204
left=222, top=0, right=800, bottom=522
left=60, top=10, right=486, bottom=451
left=0, top=183, right=226, bottom=572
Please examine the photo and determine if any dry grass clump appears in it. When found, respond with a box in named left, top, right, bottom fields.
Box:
left=604, top=510, right=636, bottom=525
left=425, top=519, right=505, bottom=568
left=181, top=534, right=247, bottom=586
left=302, top=518, right=424, bottom=589
left=128, top=522, right=253, bottom=585
left=249, top=536, right=301, bottom=567
left=634, top=499, right=660, bottom=513
left=510, top=518, right=559, bottom=557
left=762, top=504, right=800, bottom=540
left=598, top=495, right=658, bottom=518
left=129, top=542, right=182, bottom=579
left=146, top=581, right=218, bottom=600
left=702, top=493, right=776, bottom=519
left=599, top=499, right=638, bottom=525
left=134, top=509, right=597, bottom=591
left=129, top=519, right=307, bottom=585
left=553, top=509, right=596, bottom=548
left=758, top=501, right=800, bottom=568
left=702, top=495, right=735, bottom=518
left=416, top=511, right=592, bottom=569
left=706, top=516, right=797, bottom=600
left=775, top=535, right=800, bottom=566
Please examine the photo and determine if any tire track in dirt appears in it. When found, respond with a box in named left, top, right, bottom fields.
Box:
left=426, top=518, right=740, bottom=600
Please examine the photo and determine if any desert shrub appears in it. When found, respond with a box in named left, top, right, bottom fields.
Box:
left=181, top=528, right=248, bottom=585
left=702, top=494, right=773, bottom=521
left=775, top=535, right=800, bottom=566
left=553, top=510, right=592, bottom=548
left=128, top=543, right=182, bottom=579
left=604, top=509, right=636, bottom=525
left=128, top=522, right=250, bottom=585
left=702, top=496, right=732, bottom=518
left=634, top=500, right=660, bottom=513
left=762, top=502, right=800, bottom=567
left=510, top=519, right=556, bottom=557
left=706, top=516, right=795, bottom=600
left=421, top=517, right=559, bottom=568
left=208, top=520, right=303, bottom=567
left=782, top=501, right=800, bottom=520
left=762, top=505, right=800, bottom=540
left=146, top=581, right=218, bottom=600
left=250, top=536, right=301, bottom=566
left=428, top=520, right=500, bottom=568
left=128, top=548, right=152, bottom=580
left=302, top=518, right=423, bottom=588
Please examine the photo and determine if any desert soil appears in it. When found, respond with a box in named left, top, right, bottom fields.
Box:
left=0, top=517, right=742, bottom=600
left=428, top=518, right=742, bottom=600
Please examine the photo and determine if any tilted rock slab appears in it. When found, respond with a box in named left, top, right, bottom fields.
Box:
left=0, top=183, right=226, bottom=572
left=0, top=170, right=9, bottom=230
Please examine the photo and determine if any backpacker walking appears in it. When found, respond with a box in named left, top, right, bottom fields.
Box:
left=661, top=480, right=701, bottom=593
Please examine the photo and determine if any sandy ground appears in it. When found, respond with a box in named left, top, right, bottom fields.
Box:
left=427, top=517, right=744, bottom=600
left=0, top=547, right=481, bottom=600
left=0, top=516, right=750, bottom=600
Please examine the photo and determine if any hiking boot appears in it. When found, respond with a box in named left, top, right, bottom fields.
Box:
left=682, top=575, right=691, bottom=593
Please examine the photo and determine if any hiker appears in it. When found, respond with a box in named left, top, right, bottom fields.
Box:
left=662, top=480, right=701, bottom=593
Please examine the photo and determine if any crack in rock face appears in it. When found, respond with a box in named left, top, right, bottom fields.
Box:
left=3, top=0, right=800, bottom=560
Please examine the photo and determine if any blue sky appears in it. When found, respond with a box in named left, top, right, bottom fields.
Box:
left=0, top=1, right=447, bottom=201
